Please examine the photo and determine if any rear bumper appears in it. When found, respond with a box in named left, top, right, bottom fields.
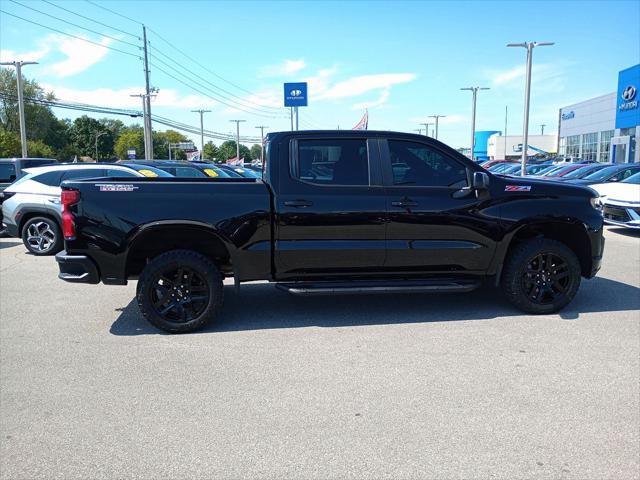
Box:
left=56, top=251, right=100, bottom=284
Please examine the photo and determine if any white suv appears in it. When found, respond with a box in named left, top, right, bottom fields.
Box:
left=0, top=163, right=169, bottom=255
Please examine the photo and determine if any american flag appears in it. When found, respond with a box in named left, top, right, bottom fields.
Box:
left=352, top=110, right=368, bottom=130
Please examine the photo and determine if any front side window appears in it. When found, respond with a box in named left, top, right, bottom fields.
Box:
left=296, top=138, right=369, bottom=186
left=388, top=140, right=467, bottom=187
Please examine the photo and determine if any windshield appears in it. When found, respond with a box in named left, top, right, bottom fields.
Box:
left=622, top=172, right=640, bottom=184
left=125, top=164, right=173, bottom=177
left=562, top=165, right=597, bottom=179
left=582, top=165, right=620, bottom=181
left=536, top=165, right=560, bottom=176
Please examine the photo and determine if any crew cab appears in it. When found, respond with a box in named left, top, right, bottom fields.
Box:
left=56, top=131, right=605, bottom=333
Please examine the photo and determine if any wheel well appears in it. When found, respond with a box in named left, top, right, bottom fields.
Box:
left=18, top=212, right=60, bottom=234
left=125, top=226, right=233, bottom=278
left=505, top=222, right=592, bottom=277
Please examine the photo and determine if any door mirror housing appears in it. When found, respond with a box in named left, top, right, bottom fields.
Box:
left=472, top=171, right=490, bottom=190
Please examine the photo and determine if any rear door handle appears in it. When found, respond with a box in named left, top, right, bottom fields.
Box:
left=392, top=199, right=418, bottom=208
left=284, top=199, right=313, bottom=208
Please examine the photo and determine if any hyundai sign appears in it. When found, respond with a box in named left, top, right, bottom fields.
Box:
left=615, top=64, right=640, bottom=129
left=284, top=82, right=308, bottom=107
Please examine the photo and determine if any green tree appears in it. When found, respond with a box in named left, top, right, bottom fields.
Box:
left=202, top=141, right=218, bottom=161
left=68, top=115, right=116, bottom=160
left=250, top=144, right=262, bottom=161
left=26, top=139, right=56, bottom=158
left=153, top=129, right=190, bottom=160
left=217, top=140, right=251, bottom=163
left=115, top=128, right=144, bottom=160
left=0, top=129, right=21, bottom=157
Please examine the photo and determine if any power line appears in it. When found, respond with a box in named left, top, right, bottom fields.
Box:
left=0, top=9, right=142, bottom=59
left=40, top=0, right=140, bottom=40
left=148, top=44, right=286, bottom=116
left=84, top=0, right=141, bottom=26
left=8, top=0, right=141, bottom=49
left=146, top=26, right=282, bottom=110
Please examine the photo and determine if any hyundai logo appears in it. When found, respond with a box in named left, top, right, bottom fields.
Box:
left=622, top=85, right=636, bottom=101
left=289, top=89, right=303, bottom=97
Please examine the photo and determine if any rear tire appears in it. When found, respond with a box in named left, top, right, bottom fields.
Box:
left=136, top=250, right=223, bottom=333
left=501, top=238, right=581, bottom=314
left=21, top=216, right=63, bottom=256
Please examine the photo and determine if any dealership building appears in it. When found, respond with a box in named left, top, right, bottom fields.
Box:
left=558, top=64, right=639, bottom=163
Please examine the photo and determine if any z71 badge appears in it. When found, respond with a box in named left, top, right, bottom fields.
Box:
left=97, top=184, right=139, bottom=192
left=505, top=185, right=531, bottom=192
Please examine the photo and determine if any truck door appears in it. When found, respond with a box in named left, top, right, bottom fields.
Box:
left=380, top=137, right=497, bottom=274
left=274, top=135, right=386, bottom=279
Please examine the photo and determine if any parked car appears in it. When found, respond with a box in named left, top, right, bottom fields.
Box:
left=554, top=163, right=612, bottom=181
left=1, top=163, right=170, bottom=255
left=0, top=158, right=57, bottom=193
left=487, top=162, right=520, bottom=174
left=216, top=165, right=261, bottom=178
left=568, top=163, right=640, bottom=186
left=590, top=172, right=640, bottom=229
left=480, top=159, right=512, bottom=169
left=125, top=160, right=235, bottom=178
left=531, top=164, right=589, bottom=180
left=56, top=130, right=605, bottom=333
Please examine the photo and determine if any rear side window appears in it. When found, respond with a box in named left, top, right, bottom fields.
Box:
left=33, top=171, right=65, bottom=186
left=388, top=140, right=467, bottom=187
left=0, top=163, right=16, bottom=182
left=106, top=169, right=137, bottom=177
left=61, top=169, right=107, bottom=181
left=296, top=138, right=369, bottom=186
left=172, top=167, right=206, bottom=178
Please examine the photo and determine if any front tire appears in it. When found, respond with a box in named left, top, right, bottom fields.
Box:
left=136, top=250, right=224, bottom=333
left=501, top=238, right=581, bottom=314
left=21, top=216, right=63, bottom=256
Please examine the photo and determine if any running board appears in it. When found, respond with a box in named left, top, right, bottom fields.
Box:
left=276, top=279, right=481, bottom=296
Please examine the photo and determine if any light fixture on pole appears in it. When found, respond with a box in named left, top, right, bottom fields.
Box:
left=429, top=115, right=446, bottom=140
left=0, top=61, right=38, bottom=158
left=460, top=87, right=490, bottom=161
left=507, top=41, right=554, bottom=175
left=229, top=120, right=246, bottom=164
left=94, top=131, right=107, bottom=161
left=255, top=125, right=269, bottom=164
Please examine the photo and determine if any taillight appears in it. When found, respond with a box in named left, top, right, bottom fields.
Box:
left=61, top=189, right=80, bottom=240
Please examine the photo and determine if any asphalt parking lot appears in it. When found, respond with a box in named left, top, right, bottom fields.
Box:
left=0, top=227, right=638, bottom=480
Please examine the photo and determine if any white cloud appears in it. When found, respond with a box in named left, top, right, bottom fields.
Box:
left=46, top=35, right=113, bottom=77
left=486, top=62, right=570, bottom=92
left=41, top=84, right=217, bottom=109
left=260, top=59, right=306, bottom=77
left=319, top=73, right=417, bottom=100
left=0, top=46, right=50, bottom=63
left=352, top=90, right=390, bottom=110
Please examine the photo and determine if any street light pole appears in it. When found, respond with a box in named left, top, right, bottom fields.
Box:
left=461, top=87, right=490, bottom=161
left=255, top=125, right=269, bottom=164
left=230, top=120, right=245, bottom=164
left=191, top=109, right=211, bottom=157
left=420, top=123, right=432, bottom=136
left=429, top=115, right=446, bottom=140
left=1, top=61, right=38, bottom=157
left=540, top=124, right=546, bottom=135
left=507, top=41, right=554, bottom=175
left=94, top=131, right=106, bottom=161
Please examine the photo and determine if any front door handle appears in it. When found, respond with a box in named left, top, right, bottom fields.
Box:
left=391, top=199, right=418, bottom=208
left=284, top=199, right=313, bottom=208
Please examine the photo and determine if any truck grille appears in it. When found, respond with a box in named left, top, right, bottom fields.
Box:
left=603, top=205, right=630, bottom=222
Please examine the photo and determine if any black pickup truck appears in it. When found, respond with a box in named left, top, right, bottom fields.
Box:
left=56, top=131, right=605, bottom=333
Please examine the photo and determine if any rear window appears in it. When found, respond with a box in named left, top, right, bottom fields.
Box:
left=0, top=163, right=16, bottom=182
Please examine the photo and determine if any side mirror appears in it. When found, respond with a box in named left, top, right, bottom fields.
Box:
left=473, top=171, right=490, bottom=190
left=609, top=177, right=618, bottom=182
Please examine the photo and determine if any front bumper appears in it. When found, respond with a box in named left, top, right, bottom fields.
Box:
left=56, top=251, right=100, bottom=284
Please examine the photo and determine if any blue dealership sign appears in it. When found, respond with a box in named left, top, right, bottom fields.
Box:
left=284, top=82, right=308, bottom=107
left=615, top=64, right=640, bottom=129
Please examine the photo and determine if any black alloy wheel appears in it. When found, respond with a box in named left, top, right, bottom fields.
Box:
left=522, top=252, right=572, bottom=305
left=151, top=266, right=210, bottom=323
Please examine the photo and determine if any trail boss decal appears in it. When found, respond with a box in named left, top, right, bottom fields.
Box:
left=505, top=185, right=532, bottom=192
left=97, top=184, right=139, bottom=192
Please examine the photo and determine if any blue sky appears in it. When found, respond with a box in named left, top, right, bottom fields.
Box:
left=1, top=0, right=639, bottom=148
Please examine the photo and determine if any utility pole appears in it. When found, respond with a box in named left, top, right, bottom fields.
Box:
left=504, top=105, right=508, bottom=161
left=95, top=131, right=106, bottom=161
left=420, top=123, right=432, bottom=137
left=429, top=115, right=446, bottom=140
left=1, top=61, right=38, bottom=158
left=507, top=41, right=554, bottom=175
left=414, top=128, right=423, bottom=135
left=540, top=124, right=546, bottom=135
left=461, top=86, right=490, bottom=161
left=142, top=25, right=154, bottom=160
left=191, top=109, right=211, bottom=157
left=230, top=120, right=245, bottom=164
left=130, top=93, right=155, bottom=159
left=255, top=125, right=269, bottom=164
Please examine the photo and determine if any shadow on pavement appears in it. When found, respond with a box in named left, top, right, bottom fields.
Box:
left=110, top=275, right=640, bottom=336
left=607, top=227, right=640, bottom=238
left=0, top=241, right=23, bottom=250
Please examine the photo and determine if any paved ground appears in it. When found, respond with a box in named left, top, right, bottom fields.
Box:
left=0, top=227, right=638, bottom=479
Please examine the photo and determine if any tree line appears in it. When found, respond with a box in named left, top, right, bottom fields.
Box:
left=0, top=69, right=262, bottom=163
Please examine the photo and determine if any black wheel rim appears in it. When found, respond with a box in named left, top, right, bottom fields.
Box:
left=522, top=252, right=571, bottom=305
left=150, top=266, right=209, bottom=324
